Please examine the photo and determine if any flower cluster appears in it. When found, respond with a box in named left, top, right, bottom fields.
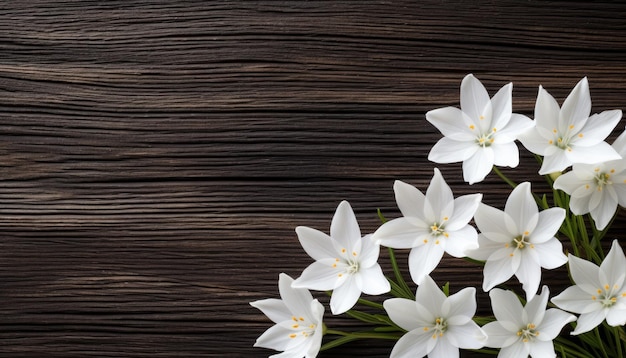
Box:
left=251, top=75, right=626, bottom=358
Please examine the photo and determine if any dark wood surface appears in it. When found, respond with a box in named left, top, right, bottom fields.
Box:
left=1, top=1, right=626, bottom=356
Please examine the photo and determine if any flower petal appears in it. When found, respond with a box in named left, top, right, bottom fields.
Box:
left=250, top=298, right=290, bottom=324
left=474, top=203, right=510, bottom=237
left=408, top=243, right=445, bottom=285
left=518, top=127, right=551, bottom=156
left=492, top=141, right=520, bottom=167
left=330, top=201, right=361, bottom=254
left=524, top=285, right=549, bottom=325
left=534, top=238, right=567, bottom=270
left=568, top=254, right=601, bottom=294
left=572, top=309, right=607, bottom=335
left=446, top=321, right=486, bottom=349
left=330, top=275, right=361, bottom=314
left=498, top=342, right=530, bottom=358
left=559, top=77, right=591, bottom=133
left=429, top=137, right=479, bottom=163
left=537, top=308, right=576, bottom=341
left=444, top=225, right=479, bottom=257
left=490, top=82, right=513, bottom=130
left=551, top=285, right=602, bottom=314
left=254, top=322, right=294, bottom=351
left=462, top=147, right=494, bottom=184
left=460, top=74, right=490, bottom=123
left=530, top=208, right=565, bottom=244
left=372, top=217, right=429, bottom=249
left=389, top=329, right=432, bottom=358
left=539, top=149, right=571, bottom=175
left=424, top=168, right=454, bottom=220
left=415, top=275, right=447, bottom=315
left=528, top=339, right=556, bottom=357
left=292, top=260, right=342, bottom=291
left=575, top=109, right=622, bottom=146
left=516, top=256, right=542, bottom=300
left=567, top=141, right=621, bottom=164
left=489, top=288, right=526, bottom=330
left=393, top=180, right=426, bottom=219
left=483, top=321, right=518, bottom=348
left=295, top=226, right=336, bottom=261
left=278, top=274, right=316, bottom=320
left=496, top=113, right=535, bottom=142
left=383, top=298, right=423, bottom=332
left=589, top=190, right=617, bottom=230
left=357, top=264, right=391, bottom=295
left=505, top=182, right=539, bottom=235
left=600, top=240, right=626, bottom=290
left=606, top=307, right=626, bottom=326
left=443, top=287, right=476, bottom=325
left=429, top=335, right=460, bottom=358
left=426, top=106, right=475, bottom=141
left=534, top=85, right=561, bottom=132
left=446, top=193, right=482, bottom=231
left=483, top=255, right=516, bottom=292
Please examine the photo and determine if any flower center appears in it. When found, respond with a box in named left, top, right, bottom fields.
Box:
left=426, top=219, right=449, bottom=245
left=288, top=316, right=317, bottom=340
left=593, top=168, right=613, bottom=191
left=592, top=284, right=622, bottom=308
left=549, top=125, right=581, bottom=152
left=424, top=317, right=447, bottom=339
left=474, top=127, right=497, bottom=148
left=517, top=323, right=540, bottom=343
left=509, top=231, right=533, bottom=250
left=333, top=249, right=360, bottom=277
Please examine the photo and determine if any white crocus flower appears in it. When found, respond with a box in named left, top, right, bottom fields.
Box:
left=292, top=200, right=390, bottom=315
left=518, top=77, right=622, bottom=175
left=483, top=286, right=576, bottom=358
left=467, top=182, right=567, bottom=299
left=250, top=273, right=324, bottom=358
left=553, top=129, right=626, bottom=230
left=551, top=240, right=626, bottom=334
left=427, top=74, right=534, bottom=184
left=383, top=275, right=486, bottom=358
left=372, top=168, right=482, bottom=285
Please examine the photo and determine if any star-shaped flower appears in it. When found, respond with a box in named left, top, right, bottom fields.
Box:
left=372, top=168, right=482, bottom=285
left=553, top=129, right=626, bottom=230
left=427, top=74, right=534, bottom=184
left=383, top=275, right=486, bottom=358
left=250, top=273, right=325, bottom=358
left=292, top=200, right=390, bottom=315
left=482, top=286, right=576, bottom=357
left=551, top=240, right=626, bottom=334
left=518, top=77, right=622, bottom=175
left=467, top=182, right=567, bottom=299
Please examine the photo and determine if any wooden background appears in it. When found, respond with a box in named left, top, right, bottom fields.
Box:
left=1, top=1, right=626, bottom=357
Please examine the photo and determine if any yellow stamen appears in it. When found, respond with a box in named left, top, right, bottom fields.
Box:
left=289, top=333, right=297, bottom=339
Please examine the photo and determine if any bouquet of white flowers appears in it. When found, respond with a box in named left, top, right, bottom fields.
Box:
left=250, top=74, right=626, bottom=358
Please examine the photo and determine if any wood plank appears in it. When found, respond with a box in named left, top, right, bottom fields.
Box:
left=1, top=1, right=625, bottom=356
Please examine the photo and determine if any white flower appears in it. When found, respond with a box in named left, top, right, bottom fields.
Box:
left=483, top=286, right=576, bottom=358
left=292, top=200, right=390, bottom=315
left=427, top=74, right=534, bottom=184
left=250, top=273, right=324, bottom=358
left=372, top=168, right=482, bottom=285
left=467, top=182, right=567, bottom=299
left=551, top=240, right=626, bottom=334
left=383, top=275, right=486, bottom=358
left=553, top=129, right=626, bottom=230
left=518, top=77, right=622, bottom=175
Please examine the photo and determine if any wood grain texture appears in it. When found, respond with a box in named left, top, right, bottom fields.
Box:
left=1, top=1, right=626, bottom=356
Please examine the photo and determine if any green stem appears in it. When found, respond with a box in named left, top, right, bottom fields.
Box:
left=321, top=329, right=402, bottom=351
left=492, top=165, right=517, bottom=189
left=388, top=247, right=414, bottom=299
left=615, top=326, right=624, bottom=358
left=356, top=297, right=384, bottom=310
left=595, top=327, right=610, bottom=358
